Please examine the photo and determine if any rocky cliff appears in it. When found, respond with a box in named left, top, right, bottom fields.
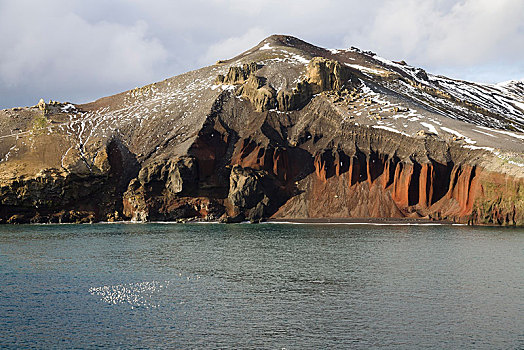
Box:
left=1, top=35, right=523, bottom=225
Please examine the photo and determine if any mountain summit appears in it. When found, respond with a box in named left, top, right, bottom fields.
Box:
left=1, top=35, right=523, bottom=225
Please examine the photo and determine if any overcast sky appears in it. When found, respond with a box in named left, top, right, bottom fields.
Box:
left=1, top=0, right=523, bottom=109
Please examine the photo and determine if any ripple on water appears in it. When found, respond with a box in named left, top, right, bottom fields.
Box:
left=1, top=223, right=522, bottom=349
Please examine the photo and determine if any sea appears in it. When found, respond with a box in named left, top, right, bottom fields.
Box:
left=0, top=222, right=522, bottom=349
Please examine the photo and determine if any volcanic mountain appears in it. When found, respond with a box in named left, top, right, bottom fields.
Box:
left=1, top=35, right=523, bottom=225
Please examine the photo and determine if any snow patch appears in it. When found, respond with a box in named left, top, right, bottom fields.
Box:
left=345, top=63, right=384, bottom=75
left=61, top=104, right=77, bottom=113
left=441, top=127, right=476, bottom=144
left=463, top=145, right=494, bottom=152
left=478, top=126, right=524, bottom=140
left=211, top=84, right=236, bottom=91
left=372, top=125, right=408, bottom=135
left=289, top=53, right=310, bottom=64
left=420, top=122, right=438, bottom=134
left=472, top=129, right=497, bottom=138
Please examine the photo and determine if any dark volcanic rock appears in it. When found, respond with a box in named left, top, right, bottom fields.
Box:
left=277, top=81, right=312, bottom=111
left=227, top=165, right=284, bottom=222
left=136, top=156, right=198, bottom=196
left=0, top=35, right=523, bottom=225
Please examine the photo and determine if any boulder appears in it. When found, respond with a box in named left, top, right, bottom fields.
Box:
left=166, top=157, right=198, bottom=195
left=135, top=156, right=198, bottom=196
left=274, top=57, right=354, bottom=112
left=227, top=165, right=284, bottom=222
left=237, top=75, right=276, bottom=112
left=123, top=156, right=200, bottom=221
left=228, top=165, right=265, bottom=209
left=306, top=57, right=355, bottom=94
left=220, top=62, right=260, bottom=85
left=277, top=81, right=312, bottom=111
left=415, top=68, right=429, bottom=81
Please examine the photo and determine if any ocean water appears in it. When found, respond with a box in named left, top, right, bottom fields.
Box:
left=0, top=223, right=522, bottom=349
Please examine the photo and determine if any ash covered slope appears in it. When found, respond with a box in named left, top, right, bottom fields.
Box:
left=0, top=35, right=523, bottom=225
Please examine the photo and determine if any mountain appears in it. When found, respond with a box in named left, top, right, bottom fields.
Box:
left=1, top=35, right=523, bottom=225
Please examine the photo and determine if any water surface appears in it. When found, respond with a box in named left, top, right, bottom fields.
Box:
left=0, top=223, right=522, bottom=349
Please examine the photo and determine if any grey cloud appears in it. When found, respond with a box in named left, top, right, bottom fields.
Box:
left=344, top=0, right=524, bottom=80
left=0, top=1, right=168, bottom=107
left=1, top=0, right=522, bottom=109
left=198, top=27, right=270, bottom=66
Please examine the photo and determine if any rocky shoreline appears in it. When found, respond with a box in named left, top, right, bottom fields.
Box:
left=1, top=35, right=523, bottom=226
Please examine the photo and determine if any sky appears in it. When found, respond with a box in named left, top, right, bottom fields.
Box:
left=1, top=0, right=523, bottom=109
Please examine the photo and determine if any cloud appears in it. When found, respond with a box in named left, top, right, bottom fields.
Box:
left=0, top=0, right=523, bottom=108
left=344, top=0, right=524, bottom=70
left=427, top=0, right=524, bottom=64
left=0, top=1, right=167, bottom=106
left=199, top=27, right=269, bottom=66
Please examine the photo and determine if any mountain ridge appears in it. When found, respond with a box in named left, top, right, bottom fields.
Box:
left=0, top=35, right=523, bottom=225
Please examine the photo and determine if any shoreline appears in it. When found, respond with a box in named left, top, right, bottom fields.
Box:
left=21, top=217, right=458, bottom=226
left=264, top=217, right=458, bottom=225
left=9, top=217, right=524, bottom=227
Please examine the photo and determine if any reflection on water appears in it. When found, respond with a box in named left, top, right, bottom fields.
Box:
left=89, top=280, right=172, bottom=308
left=0, top=223, right=522, bottom=349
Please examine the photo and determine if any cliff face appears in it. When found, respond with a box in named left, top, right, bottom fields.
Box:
left=1, top=35, right=523, bottom=225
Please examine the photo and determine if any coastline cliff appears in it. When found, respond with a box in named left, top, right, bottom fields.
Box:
left=1, top=35, right=523, bottom=225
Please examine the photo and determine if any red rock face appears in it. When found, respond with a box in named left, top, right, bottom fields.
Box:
left=230, top=139, right=309, bottom=185
left=189, top=130, right=228, bottom=182
left=269, top=148, right=523, bottom=225
left=116, top=113, right=524, bottom=226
